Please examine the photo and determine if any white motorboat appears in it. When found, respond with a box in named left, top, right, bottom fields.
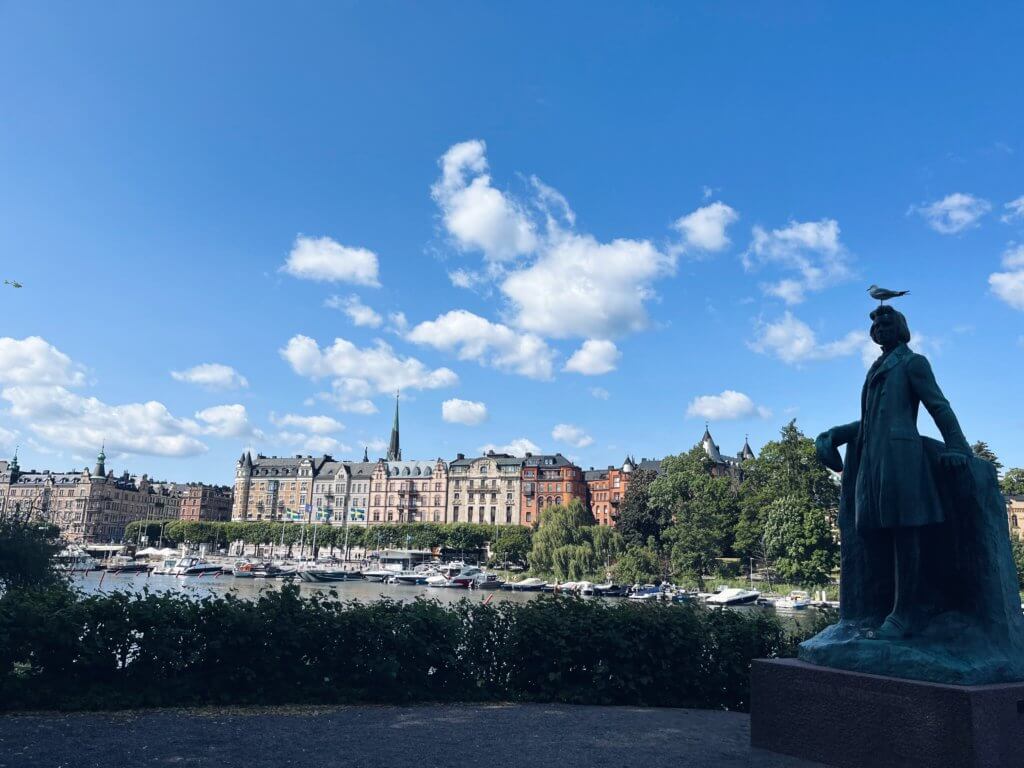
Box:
left=56, top=546, right=100, bottom=572
left=773, top=590, right=812, bottom=610
left=628, top=584, right=665, bottom=601
left=362, top=568, right=397, bottom=582
left=171, top=556, right=223, bottom=577
left=705, top=587, right=760, bottom=606
left=151, top=558, right=179, bottom=575
left=501, top=577, right=546, bottom=592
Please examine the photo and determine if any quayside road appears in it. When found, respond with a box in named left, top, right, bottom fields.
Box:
left=0, top=702, right=827, bottom=768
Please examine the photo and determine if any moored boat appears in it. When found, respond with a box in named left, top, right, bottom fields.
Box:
left=298, top=569, right=365, bottom=583
left=705, top=587, right=760, bottom=606
left=500, top=577, right=546, bottom=592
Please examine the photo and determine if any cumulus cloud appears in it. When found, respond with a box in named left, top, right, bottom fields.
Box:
left=195, top=404, right=258, bottom=438
left=989, top=243, right=1024, bottom=310
left=308, top=378, right=379, bottom=415
left=743, top=219, right=852, bottom=304
left=0, top=336, right=209, bottom=457
left=749, top=312, right=878, bottom=367
left=441, top=398, right=488, bottom=426
left=171, top=363, right=248, bottom=390
left=0, top=336, right=86, bottom=386
left=563, top=339, right=620, bottom=375
left=325, top=295, right=383, bottom=327
left=275, top=432, right=351, bottom=456
left=270, top=413, right=344, bottom=434
left=551, top=423, right=593, bottom=448
left=502, top=232, right=674, bottom=338
left=432, top=140, right=537, bottom=262
left=673, top=201, right=739, bottom=252
left=686, top=390, right=771, bottom=421
left=911, top=193, right=991, bottom=235
left=407, top=310, right=554, bottom=380
left=590, top=387, right=610, bottom=400
left=3, top=384, right=207, bottom=457
left=281, top=335, right=457, bottom=393
left=431, top=141, right=677, bottom=341
left=1002, top=196, right=1024, bottom=224
left=281, top=235, right=380, bottom=286
left=478, top=437, right=541, bottom=457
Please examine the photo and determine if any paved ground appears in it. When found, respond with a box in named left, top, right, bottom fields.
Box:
left=0, top=703, right=829, bottom=768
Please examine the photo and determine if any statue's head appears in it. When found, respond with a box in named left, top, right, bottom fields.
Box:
left=870, top=305, right=911, bottom=348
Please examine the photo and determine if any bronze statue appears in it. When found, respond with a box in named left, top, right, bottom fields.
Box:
left=802, top=301, right=1024, bottom=684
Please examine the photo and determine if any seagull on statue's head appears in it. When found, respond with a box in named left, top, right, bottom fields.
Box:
left=867, top=284, right=910, bottom=304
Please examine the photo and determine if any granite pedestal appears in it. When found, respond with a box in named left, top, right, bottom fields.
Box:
left=751, top=658, right=1024, bottom=768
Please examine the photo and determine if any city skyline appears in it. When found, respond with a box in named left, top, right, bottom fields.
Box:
left=2, top=4, right=1024, bottom=484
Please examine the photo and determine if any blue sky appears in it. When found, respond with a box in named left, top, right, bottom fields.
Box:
left=1, top=2, right=1023, bottom=483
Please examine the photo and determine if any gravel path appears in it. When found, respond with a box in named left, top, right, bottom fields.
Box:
left=0, top=703, right=828, bottom=768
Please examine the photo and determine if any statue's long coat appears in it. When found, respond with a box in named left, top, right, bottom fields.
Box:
left=832, top=343, right=970, bottom=531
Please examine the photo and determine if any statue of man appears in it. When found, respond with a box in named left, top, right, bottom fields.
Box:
left=816, top=305, right=971, bottom=639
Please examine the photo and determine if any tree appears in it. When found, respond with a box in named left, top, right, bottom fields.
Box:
left=612, top=544, right=662, bottom=584
left=1001, top=468, right=1024, bottom=497
left=490, top=526, right=532, bottom=565
left=735, top=420, right=839, bottom=562
left=614, top=469, right=667, bottom=547
left=762, top=495, right=838, bottom=587
left=972, top=440, right=1003, bottom=471
left=0, top=519, right=65, bottom=592
left=1012, top=537, right=1024, bottom=590
left=644, top=447, right=737, bottom=589
left=528, top=499, right=622, bottom=580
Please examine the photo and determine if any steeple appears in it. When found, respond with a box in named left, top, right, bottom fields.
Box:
left=740, top=434, right=756, bottom=461
left=8, top=446, right=19, bottom=482
left=701, top=423, right=723, bottom=463
left=363, top=445, right=369, bottom=462
left=387, top=391, right=401, bottom=461
left=94, top=442, right=106, bottom=477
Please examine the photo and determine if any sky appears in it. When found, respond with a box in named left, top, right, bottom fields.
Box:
left=1, top=2, right=1023, bottom=484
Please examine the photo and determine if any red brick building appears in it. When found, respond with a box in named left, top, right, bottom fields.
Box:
left=179, top=483, right=233, bottom=522
left=520, top=453, right=586, bottom=526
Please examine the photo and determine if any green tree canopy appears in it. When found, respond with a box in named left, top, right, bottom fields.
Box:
left=613, top=468, right=667, bottom=547
left=762, top=494, right=838, bottom=586
left=0, top=519, right=65, bottom=592
left=529, top=499, right=621, bottom=580
left=1002, top=468, right=1024, bottom=497
left=972, top=440, right=1003, bottom=471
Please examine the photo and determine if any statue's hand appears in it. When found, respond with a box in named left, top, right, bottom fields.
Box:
left=815, top=431, right=844, bottom=472
left=940, top=451, right=969, bottom=470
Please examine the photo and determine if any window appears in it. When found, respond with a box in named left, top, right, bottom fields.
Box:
left=506, top=507, right=512, bottom=524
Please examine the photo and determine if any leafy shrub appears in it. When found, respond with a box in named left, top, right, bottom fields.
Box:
left=0, top=584, right=791, bottom=712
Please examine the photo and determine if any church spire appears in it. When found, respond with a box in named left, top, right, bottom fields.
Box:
left=363, top=445, right=369, bottom=462
left=387, top=391, right=401, bottom=461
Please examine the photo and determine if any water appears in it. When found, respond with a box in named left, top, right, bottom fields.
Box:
left=69, top=571, right=826, bottom=630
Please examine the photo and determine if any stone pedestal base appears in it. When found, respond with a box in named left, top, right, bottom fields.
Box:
left=751, top=658, right=1024, bottom=768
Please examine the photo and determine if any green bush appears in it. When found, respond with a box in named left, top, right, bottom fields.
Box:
left=0, top=584, right=792, bottom=712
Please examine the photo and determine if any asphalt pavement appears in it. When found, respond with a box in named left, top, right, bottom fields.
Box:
left=0, top=703, right=829, bottom=768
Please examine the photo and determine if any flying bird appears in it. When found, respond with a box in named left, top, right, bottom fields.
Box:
left=868, top=284, right=909, bottom=303
left=3, top=280, right=22, bottom=288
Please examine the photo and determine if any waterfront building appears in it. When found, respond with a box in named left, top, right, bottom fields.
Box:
left=367, top=458, right=448, bottom=524
left=178, top=483, right=233, bottom=522
left=1007, top=495, right=1024, bottom=540
left=0, top=448, right=183, bottom=543
left=231, top=453, right=327, bottom=522
left=521, top=453, right=587, bottom=526
left=447, top=452, right=524, bottom=525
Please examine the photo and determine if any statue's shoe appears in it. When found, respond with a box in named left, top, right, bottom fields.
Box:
left=867, top=615, right=909, bottom=640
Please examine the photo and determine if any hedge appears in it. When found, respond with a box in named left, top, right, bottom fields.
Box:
left=0, top=584, right=798, bottom=712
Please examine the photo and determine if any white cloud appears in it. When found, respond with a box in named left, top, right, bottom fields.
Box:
left=281, top=235, right=380, bottom=286
left=325, top=295, right=383, bottom=327
left=673, top=201, right=738, bottom=252
left=270, top=413, right=344, bottom=434
left=387, top=312, right=409, bottom=335
left=281, top=335, right=458, bottom=393
left=911, top=193, right=991, bottom=235
left=309, top=378, right=379, bottom=415
left=989, top=243, right=1024, bottom=311
left=590, top=387, right=610, bottom=400
left=407, top=309, right=554, bottom=380
left=502, top=231, right=674, bottom=338
left=195, top=404, right=258, bottom=438
left=563, top=339, right=620, bottom=375
left=479, top=437, right=541, bottom=457
left=441, top=398, right=488, bottom=426
left=0, top=336, right=85, bottom=386
left=171, top=363, right=248, bottom=390
left=448, top=268, right=489, bottom=290
left=3, top=384, right=206, bottom=457
left=551, top=423, right=593, bottom=448
left=749, top=312, right=877, bottom=367
left=1002, top=196, right=1024, bottom=224
left=0, top=426, right=18, bottom=453
left=743, top=219, right=851, bottom=304
left=275, top=432, right=350, bottom=456
left=432, top=140, right=537, bottom=262
left=686, top=390, right=771, bottom=421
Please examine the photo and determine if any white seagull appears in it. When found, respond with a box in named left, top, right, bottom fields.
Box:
left=868, top=284, right=909, bottom=304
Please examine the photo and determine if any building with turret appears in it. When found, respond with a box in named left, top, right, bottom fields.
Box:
left=584, top=426, right=756, bottom=527
left=0, top=447, right=184, bottom=543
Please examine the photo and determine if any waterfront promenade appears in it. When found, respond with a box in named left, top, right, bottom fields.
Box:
left=0, top=703, right=826, bottom=768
